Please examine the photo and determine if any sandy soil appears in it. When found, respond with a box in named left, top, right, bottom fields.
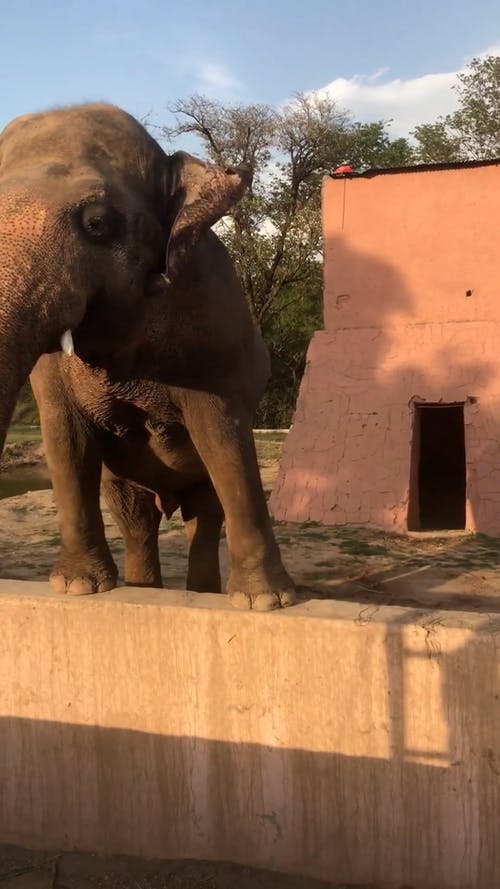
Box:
left=0, top=439, right=45, bottom=471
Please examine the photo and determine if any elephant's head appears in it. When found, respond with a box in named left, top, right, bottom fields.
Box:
left=0, top=103, right=249, bottom=452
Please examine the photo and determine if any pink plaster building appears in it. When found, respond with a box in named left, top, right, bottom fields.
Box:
left=270, top=159, right=500, bottom=535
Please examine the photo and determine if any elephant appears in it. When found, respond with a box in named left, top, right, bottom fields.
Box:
left=0, top=103, right=296, bottom=610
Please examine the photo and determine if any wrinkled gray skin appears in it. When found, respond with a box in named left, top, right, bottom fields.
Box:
left=0, top=103, right=296, bottom=610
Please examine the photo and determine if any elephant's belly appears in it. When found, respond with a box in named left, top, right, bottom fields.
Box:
left=100, top=424, right=208, bottom=503
left=69, top=366, right=209, bottom=503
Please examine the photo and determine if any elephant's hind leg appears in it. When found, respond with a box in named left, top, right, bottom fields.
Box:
left=101, top=468, right=163, bottom=588
left=180, top=480, right=224, bottom=593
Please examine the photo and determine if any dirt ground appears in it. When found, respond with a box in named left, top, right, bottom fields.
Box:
left=1, top=434, right=500, bottom=613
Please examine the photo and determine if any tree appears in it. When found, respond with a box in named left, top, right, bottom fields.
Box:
left=344, top=121, right=416, bottom=169
left=258, top=274, right=323, bottom=428
left=412, top=121, right=461, bottom=164
left=413, top=55, right=500, bottom=162
left=162, top=94, right=414, bottom=424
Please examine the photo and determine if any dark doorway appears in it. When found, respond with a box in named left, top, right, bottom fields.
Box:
left=408, top=404, right=466, bottom=531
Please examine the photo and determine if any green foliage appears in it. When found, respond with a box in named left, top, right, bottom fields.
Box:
left=257, top=268, right=323, bottom=427
left=412, top=121, right=461, bottom=163
left=344, top=121, right=416, bottom=168
left=413, top=55, right=500, bottom=162
left=450, top=55, right=500, bottom=159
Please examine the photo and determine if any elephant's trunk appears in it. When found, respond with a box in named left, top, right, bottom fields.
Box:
left=0, top=188, right=83, bottom=454
left=0, top=318, right=39, bottom=454
left=0, top=274, right=55, bottom=453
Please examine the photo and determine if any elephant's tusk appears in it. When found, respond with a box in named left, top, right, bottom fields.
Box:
left=60, top=330, right=74, bottom=356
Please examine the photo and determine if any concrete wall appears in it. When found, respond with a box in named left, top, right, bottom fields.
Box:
left=270, top=162, right=500, bottom=533
left=1, top=580, right=499, bottom=888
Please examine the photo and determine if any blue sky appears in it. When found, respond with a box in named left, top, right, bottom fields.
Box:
left=1, top=0, right=499, bottom=139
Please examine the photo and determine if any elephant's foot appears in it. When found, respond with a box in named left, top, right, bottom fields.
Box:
left=227, top=563, right=297, bottom=611
left=229, top=588, right=297, bottom=610
left=50, top=547, right=118, bottom=596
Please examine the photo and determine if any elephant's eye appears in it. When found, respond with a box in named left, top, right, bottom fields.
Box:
left=80, top=203, right=121, bottom=243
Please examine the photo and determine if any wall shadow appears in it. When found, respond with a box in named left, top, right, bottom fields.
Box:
left=1, top=614, right=499, bottom=889
left=281, top=232, right=495, bottom=525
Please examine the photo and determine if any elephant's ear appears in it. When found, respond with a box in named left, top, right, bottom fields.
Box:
left=164, top=151, right=251, bottom=276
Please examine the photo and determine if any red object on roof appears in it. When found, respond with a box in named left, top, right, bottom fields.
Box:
left=333, top=164, right=354, bottom=175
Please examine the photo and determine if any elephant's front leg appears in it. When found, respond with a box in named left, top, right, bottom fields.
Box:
left=31, top=359, right=117, bottom=595
left=182, top=393, right=296, bottom=610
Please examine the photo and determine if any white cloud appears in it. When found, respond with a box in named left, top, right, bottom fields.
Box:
left=311, top=42, right=500, bottom=138
left=194, top=61, right=243, bottom=96
left=314, top=71, right=458, bottom=137
left=481, top=41, right=500, bottom=56
left=133, top=43, right=245, bottom=101
left=172, top=53, right=244, bottom=99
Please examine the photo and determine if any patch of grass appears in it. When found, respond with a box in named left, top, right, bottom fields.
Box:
left=255, top=441, right=283, bottom=464
left=476, top=533, right=500, bottom=551
left=338, top=539, right=389, bottom=557
left=450, top=556, right=499, bottom=571
left=253, top=430, right=288, bottom=442
left=6, top=425, right=42, bottom=444
left=300, top=530, right=331, bottom=541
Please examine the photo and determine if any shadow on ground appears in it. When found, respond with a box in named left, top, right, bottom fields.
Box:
left=0, top=844, right=369, bottom=889
left=287, top=523, right=500, bottom=614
